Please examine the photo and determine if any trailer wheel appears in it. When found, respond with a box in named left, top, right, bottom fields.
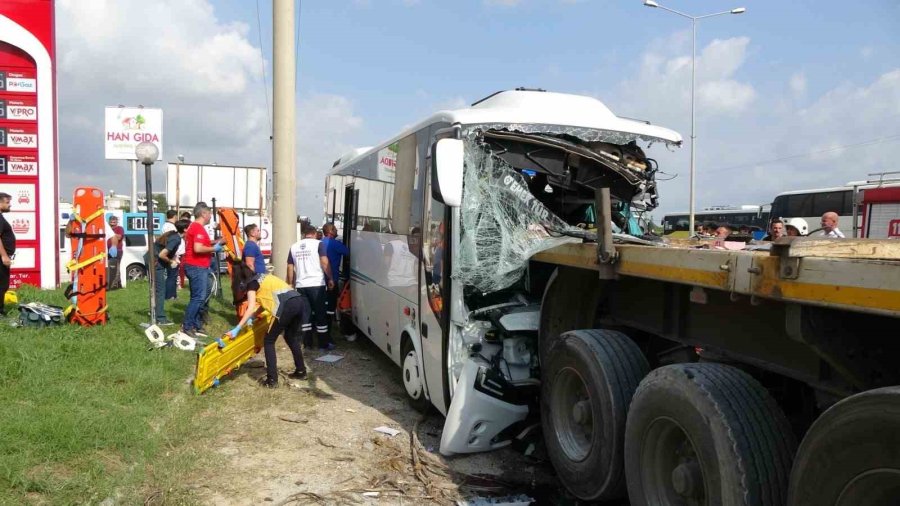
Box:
left=541, top=329, right=649, bottom=501
left=625, top=363, right=796, bottom=506
left=401, top=336, right=430, bottom=413
left=787, top=386, right=900, bottom=506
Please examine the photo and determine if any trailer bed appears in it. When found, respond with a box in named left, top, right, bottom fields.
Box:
left=533, top=238, right=900, bottom=317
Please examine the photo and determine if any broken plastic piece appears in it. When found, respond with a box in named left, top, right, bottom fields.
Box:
left=373, top=426, right=401, bottom=437
left=144, top=324, right=166, bottom=347
left=440, top=358, right=529, bottom=455
left=455, top=494, right=535, bottom=506
left=315, top=354, right=344, bottom=363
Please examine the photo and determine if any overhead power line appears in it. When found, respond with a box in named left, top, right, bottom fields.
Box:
left=705, top=134, right=900, bottom=174
left=256, top=0, right=273, bottom=136
left=296, top=1, right=302, bottom=94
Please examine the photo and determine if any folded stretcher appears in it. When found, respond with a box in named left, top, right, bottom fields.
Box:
left=193, top=311, right=271, bottom=394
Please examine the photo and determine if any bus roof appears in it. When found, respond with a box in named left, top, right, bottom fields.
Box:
left=331, top=89, right=682, bottom=172
left=773, top=181, right=900, bottom=197
left=663, top=208, right=768, bottom=217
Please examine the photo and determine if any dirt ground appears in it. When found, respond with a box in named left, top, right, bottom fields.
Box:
left=188, top=332, right=565, bottom=505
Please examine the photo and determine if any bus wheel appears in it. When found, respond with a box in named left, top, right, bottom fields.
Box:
left=625, top=363, right=796, bottom=506
left=788, top=386, right=900, bottom=506
left=541, top=329, right=649, bottom=501
left=401, top=336, right=430, bottom=413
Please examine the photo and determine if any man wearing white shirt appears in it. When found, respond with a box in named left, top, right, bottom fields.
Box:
left=287, top=224, right=334, bottom=350
left=817, top=212, right=845, bottom=238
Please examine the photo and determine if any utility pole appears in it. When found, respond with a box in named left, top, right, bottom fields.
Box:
left=272, top=0, right=297, bottom=279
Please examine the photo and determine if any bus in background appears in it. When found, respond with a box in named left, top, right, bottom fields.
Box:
left=770, top=173, right=900, bottom=237
left=661, top=205, right=770, bottom=238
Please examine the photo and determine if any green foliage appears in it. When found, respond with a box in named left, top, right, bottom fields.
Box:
left=0, top=280, right=236, bottom=504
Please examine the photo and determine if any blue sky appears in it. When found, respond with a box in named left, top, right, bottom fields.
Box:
left=55, top=0, right=900, bottom=221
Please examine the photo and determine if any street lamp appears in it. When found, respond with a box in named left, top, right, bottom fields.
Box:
left=136, top=141, right=160, bottom=325
left=643, top=0, right=745, bottom=236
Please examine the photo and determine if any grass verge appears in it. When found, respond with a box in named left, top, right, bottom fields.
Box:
left=0, top=279, right=236, bottom=505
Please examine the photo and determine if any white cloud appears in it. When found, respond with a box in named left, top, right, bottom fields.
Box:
left=605, top=31, right=900, bottom=219
left=861, top=46, right=875, bottom=59
left=485, top=0, right=523, bottom=6
left=54, top=0, right=362, bottom=219
left=789, top=72, right=807, bottom=96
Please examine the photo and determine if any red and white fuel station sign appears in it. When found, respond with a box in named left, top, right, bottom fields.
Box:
left=0, top=0, right=59, bottom=289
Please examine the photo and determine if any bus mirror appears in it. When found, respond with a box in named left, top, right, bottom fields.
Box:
left=432, top=138, right=464, bottom=207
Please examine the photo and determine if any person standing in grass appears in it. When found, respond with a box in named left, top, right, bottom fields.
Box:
left=151, top=219, right=189, bottom=325
left=229, top=261, right=309, bottom=388
left=161, top=210, right=180, bottom=300
left=182, top=202, right=224, bottom=337
left=0, top=192, right=15, bottom=316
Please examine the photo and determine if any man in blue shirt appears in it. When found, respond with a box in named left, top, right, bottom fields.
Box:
left=321, top=223, right=349, bottom=333
left=242, top=223, right=267, bottom=275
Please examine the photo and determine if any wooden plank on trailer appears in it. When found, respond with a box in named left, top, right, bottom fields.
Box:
left=775, top=238, right=900, bottom=260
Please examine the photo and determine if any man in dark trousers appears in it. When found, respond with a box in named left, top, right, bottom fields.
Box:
left=320, top=223, right=348, bottom=334
left=0, top=192, right=15, bottom=316
left=287, top=223, right=334, bottom=350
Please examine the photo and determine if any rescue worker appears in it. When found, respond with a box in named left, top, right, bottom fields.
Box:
left=230, top=261, right=309, bottom=388
left=287, top=223, right=335, bottom=350
left=320, top=223, right=348, bottom=335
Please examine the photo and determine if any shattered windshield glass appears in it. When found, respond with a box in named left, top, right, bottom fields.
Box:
left=454, top=124, right=664, bottom=293
left=455, top=136, right=581, bottom=293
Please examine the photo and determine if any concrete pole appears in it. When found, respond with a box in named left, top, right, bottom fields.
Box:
left=272, top=0, right=297, bottom=279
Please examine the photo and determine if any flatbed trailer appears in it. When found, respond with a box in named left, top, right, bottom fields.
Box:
left=530, top=235, right=900, bottom=505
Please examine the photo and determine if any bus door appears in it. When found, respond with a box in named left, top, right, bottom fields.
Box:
left=419, top=137, right=452, bottom=415
left=341, top=183, right=357, bottom=277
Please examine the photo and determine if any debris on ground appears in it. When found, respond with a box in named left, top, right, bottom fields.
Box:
left=373, top=426, right=401, bottom=437
left=456, top=494, right=534, bottom=506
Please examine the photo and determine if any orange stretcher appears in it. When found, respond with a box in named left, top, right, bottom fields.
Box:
left=217, top=208, right=244, bottom=275
left=64, top=187, right=109, bottom=326
left=217, top=207, right=249, bottom=318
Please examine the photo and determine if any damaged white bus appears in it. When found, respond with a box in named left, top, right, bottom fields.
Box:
left=327, top=89, right=900, bottom=505
left=325, top=89, right=678, bottom=448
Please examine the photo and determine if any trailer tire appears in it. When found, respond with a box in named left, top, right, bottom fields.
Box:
left=541, top=329, right=649, bottom=501
left=787, top=386, right=900, bottom=506
left=625, top=363, right=796, bottom=506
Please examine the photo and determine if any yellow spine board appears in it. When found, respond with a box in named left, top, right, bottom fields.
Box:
left=193, top=312, right=271, bottom=394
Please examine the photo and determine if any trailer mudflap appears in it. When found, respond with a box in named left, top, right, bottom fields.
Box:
left=193, top=312, right=270, bottom=394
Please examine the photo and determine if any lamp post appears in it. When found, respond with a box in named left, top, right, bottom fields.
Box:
left=136, top=141, right=160, bottom=325
left=643, top=0, right=745, bottom=236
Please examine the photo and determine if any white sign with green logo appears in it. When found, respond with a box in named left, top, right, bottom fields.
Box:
left=104, top=106, right=163, bottom=160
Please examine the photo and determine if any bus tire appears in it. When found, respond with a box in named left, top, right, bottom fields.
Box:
left=787, top=386, right=900, bottom=506
left=541, top=329, right=649, bottom=501
left=625, top=363, right=796, bottom=506
left=401, top=335, right=430, bottom=413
